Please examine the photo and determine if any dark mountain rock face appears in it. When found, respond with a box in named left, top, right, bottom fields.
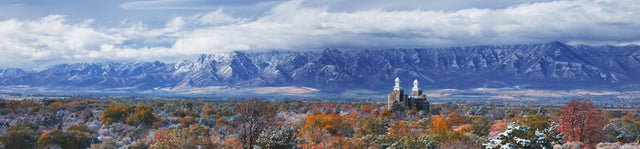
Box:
left=1, top=42, right=639, bottom=91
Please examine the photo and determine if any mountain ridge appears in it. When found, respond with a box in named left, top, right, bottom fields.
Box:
left=1, top=42, right=639, bottom=92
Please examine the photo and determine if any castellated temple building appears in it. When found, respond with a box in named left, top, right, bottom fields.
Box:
left=387, top=77, right=430, bottom=111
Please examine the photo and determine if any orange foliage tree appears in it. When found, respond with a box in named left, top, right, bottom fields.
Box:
left=557, top=99, right=605, bottom=146
left=489, top=120, right=507, bottom=138
left=446, top=112, right=469, bottom=127
left=430, top=115, right=450, bottom=134
left=301, top=112, right=353, bottom=145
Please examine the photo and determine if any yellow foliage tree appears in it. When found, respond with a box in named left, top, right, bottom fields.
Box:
left=430, top=115, right=450, bottom=134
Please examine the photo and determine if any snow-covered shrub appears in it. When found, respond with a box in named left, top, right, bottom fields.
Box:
left=485, top=122, right=562, bottom=149
left=484, top=123, right=531, bottom=149
left=255, top=125, right=296, bottom=149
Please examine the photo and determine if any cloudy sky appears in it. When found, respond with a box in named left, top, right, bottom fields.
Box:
left=0, top=0, right=639, bottom=69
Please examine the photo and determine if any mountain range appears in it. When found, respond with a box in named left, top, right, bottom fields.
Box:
left=1, top=42, right=639, bottom=93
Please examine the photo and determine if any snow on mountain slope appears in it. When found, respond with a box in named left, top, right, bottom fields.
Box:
left=1, top=42, right=638, bottom=91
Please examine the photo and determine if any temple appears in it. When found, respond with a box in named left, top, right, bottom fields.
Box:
left=387, top=77, right=429, bottom=111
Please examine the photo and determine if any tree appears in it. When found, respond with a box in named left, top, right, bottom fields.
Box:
left=0, top=121, right=40, bottom=149
left=178, top=116, right=196, bottom=126
left=485, top=122, right=562, bottom=149
left=530, top=123, right=563, bottom=149
left=235, top=99, right=277, bottom=149
left=389, top=120, right=411, bottom=137
left=484, top=123, right=531, bottom=149
left=430, top=115, right=449, bottom=134
left=254, top=125, right=296, bottom=149
left=126, top=105, right=157, bottom=127
left=65, top=124, right=99, bottom=149
left=603, top=119, right=640, bottom=143
left=446, top=112, right=469, bottom=127
left=515, top=114, right=551, bottom=138
left=102, top=106, right=131, bottom=125
left=38, top=124, right=98, bottom=149
left=354, top=117, right=387, bottom=137
left=438, top=139, right=482, bottom=149
left=471, top=116, right=493, bottom=137
left=149, top=127, right=214, bottom=149
left=301, top=112, right=353, bottom=145
left=388, top=136, right=436, bottom=149
left=557, top=99, right=606, bottom=146
left=489, top=120, right=507, bottom=138
left=89, top=139, right=119, bottom=149
left=37, top=129, right=66, bottom=149
left=389, top=102, right=407, bottom=120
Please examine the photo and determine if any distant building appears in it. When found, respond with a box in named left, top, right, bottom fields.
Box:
left=387, top=77, right=429, bottom=111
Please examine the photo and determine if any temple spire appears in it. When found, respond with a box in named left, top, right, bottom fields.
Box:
left=412, top=79, right=419, bottom=91
left=393, top=77, right=401, bottom=90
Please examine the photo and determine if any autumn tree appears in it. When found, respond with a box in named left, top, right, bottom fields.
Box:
left=235, top=99, right=277, bottom=149
left=557, top=99, right=606, bottom=146
left=430, top=115, right=450, bottom=134
left=38, top=124, right=98, bottom=149
left=515, top=114, right=551, bottom=138
left=355, top=117, right=387, bottom=137
left=389, top=120, right=412, bottom=137
left=149, top=127, right=215, bottom=149
left=489, top=120, right=507, bottom=138
left=179, top=116, right=197, bottom=126
left=37, top=129, right=67, bottom=149
left=0, top=121, right=40, bottom=149
left=301, top=112, right=353, bottom=145
left=125, top=105, right=157, bottom=127
left=102, top=106, right=132, bottom=125
left=65, top=124, right=99, bottom=149
left=446, top=112, right=469, bottom=127
left=430, top=115, right=465, bottom=141
left=38, top=125, right=98, bottom=149
left=203, top=107, right=232, bottom=118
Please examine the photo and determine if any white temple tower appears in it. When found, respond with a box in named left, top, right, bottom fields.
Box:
left=410, top=79, right=423, bottom=96
left=393, top=77, right=401, bottom=91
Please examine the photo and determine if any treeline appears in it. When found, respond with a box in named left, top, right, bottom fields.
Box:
left=0, top=98, right=637, bottom=148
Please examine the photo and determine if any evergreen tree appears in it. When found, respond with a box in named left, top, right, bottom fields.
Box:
left=255, top=125, right=296, bottom=149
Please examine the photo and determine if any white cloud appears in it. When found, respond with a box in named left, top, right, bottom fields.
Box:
left=119, top=0, right=283, bottom=10
left=0, top=0, right=639, bottom=69
left=195, top=9, right=246, bottom=25
left=173, top=0, right=640, bottom=50
left=119, top=0, right=217, bottom=10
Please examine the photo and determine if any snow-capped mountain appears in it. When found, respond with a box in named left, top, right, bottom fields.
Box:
left=1, top=42, right=639, bottom=92
left=0, top=68, right=26, bottom=79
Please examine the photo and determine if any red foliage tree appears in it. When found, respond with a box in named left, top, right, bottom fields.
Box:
left=557, top=99, right=605, bottom=146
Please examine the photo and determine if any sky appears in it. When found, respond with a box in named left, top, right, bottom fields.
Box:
left=0, top=0, right=639, bottom=70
